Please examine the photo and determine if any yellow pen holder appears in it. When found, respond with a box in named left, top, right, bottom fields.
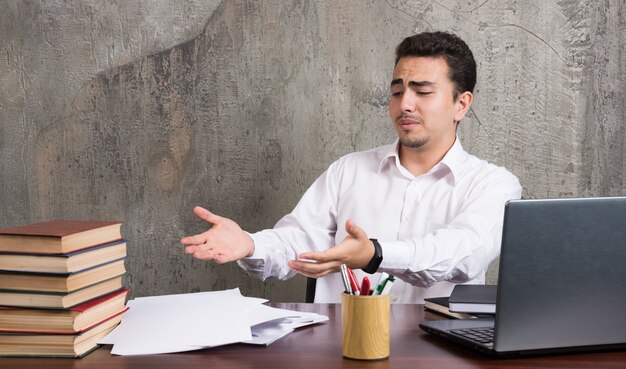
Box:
left=341, top=292, right=390, bottom=360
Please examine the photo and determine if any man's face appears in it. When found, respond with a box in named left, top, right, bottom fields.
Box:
left=389, top=56, right=468, bottom=151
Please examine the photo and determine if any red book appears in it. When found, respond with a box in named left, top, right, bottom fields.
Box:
left=0, top=313, right=123, bottom=358
left=0, top=288, right=129, bottom=334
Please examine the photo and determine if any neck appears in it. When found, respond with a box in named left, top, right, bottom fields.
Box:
left=399, top=136, right=456, bottom=176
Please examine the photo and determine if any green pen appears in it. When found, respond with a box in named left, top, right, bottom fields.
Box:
left=374, top=272, right=390, bottom=295
left=380, top=275, right=395, bottom=295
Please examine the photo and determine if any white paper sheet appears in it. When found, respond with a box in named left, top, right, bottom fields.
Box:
left=100, top=288, right=264, bottom=355
left=99, top=288, right=328, bottom=355
left=244, top=309, right=329, bottom=346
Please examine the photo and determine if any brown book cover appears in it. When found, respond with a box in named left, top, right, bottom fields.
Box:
left=0, top=277, right=124, bottom=309
left=423, top=296, right=477, bottom=319
left=0, top=288, right=129, bottom=334
left=0, top=220, right=122, bottom=254
left=0, top=259, right=126, bottom=293
left=0, top=240, right=127, bottom=274
left=0, top=313, right=122, bottom=357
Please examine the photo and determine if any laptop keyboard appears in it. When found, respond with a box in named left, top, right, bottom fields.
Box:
left=450, top=327, right=494, bottom=344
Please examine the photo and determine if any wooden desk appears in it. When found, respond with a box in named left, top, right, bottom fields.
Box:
left=2, top=303, right=625, bottom=369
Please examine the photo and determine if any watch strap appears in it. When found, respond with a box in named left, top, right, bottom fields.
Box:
left=362, top=238, right=383, bottom=274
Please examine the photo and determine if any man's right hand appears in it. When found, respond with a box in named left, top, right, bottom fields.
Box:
left=181, top=206, right=254, bottom=264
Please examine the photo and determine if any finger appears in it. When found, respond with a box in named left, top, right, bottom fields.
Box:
left=191, top=247, right=218, bottom=261
left=292, top=265, right=337, bottom=279
left=181, top=234, right=206, bottom=245
left=345, top=219, right=367, bottom=240
left=298, top=249, right=342, bottom=263
left=289, top=259, right=341, bottom=275
left=288, top=261, right=336, bottom=279
left=184, top=244, right=203, bottom=255
left=292, top=268, right=330, bottom=279
left=193, top=206, right=224, bottom=225
left=193, top=250, right=215, bottom=261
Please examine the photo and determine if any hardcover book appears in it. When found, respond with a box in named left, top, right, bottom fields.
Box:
left=0, top=277, right=124, bottom=309
left=0, top=314, right=122, bottom=357
left=0, top=259, right=126, bottom=293
left=423, top=296, right=477, bottom=319
left=448, top=284, right=497, bottom=314
left=0, top=240, right=127, bottom=274
left=0, top=288, right=129, bottom=333
left=0, top=220, right=122, bottom=254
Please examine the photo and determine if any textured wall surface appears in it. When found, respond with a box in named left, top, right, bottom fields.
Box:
left=1, top=1, right=624, bottom=301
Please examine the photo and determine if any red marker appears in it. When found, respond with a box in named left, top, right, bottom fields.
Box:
left=360, top=276, right=371, bottom=296
left=346, top=268, right=361, bottom=296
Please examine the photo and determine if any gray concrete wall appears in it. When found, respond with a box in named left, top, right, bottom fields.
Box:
left=1, top=0, right=624, bottom=301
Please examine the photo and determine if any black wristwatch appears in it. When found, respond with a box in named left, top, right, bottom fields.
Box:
left=362, top=238, right=383, bottom=274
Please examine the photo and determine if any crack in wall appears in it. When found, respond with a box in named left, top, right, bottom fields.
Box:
left=466, top=106, right=494, bottom=151
left=483, top=23, right=569, bottom=66
left=384, top=0, right=420, bottom=20
left=433, top=0, right=494, bottom=14
left=386, top=0, right=570, bottom=67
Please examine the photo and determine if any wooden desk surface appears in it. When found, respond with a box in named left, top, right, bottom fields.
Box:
left=2, top=303, right=626, bottom=369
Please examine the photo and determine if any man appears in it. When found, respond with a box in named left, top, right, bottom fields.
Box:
left=181, top=31, right=522, bottom=303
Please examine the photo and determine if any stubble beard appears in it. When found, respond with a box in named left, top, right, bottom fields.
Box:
left=395, top=113, right=429, bottom=149
left=399, top=135, right=430, bottom=149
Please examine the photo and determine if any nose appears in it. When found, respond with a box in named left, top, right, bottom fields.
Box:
left=400, top=90, right=416, bottom=113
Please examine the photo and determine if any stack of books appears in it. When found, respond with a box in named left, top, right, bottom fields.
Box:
left=423, top=285, right=497, bottom=319
left=0, top=220, right=129, bottom=358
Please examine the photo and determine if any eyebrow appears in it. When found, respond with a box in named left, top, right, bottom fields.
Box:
left=390, top=79, right=435, bottom=88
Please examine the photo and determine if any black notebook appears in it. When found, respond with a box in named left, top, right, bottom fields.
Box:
left=423, top=297, right=477, bottom=319
left=448, top=285, right=496, bottom=314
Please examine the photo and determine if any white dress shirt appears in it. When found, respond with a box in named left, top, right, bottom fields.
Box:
left=238, top=138, right=522, bottom=303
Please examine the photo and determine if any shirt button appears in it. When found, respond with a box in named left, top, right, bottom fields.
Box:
left=403, top=215, right=411, bottom=222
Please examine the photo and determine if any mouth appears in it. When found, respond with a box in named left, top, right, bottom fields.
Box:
left=396, top=117, right=421, bottom=130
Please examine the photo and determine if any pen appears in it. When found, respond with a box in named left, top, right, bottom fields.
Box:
left=340, top=264, right=353, bottom=295
left=374, top=272, right=389, bottom=295
left=346, top=268, right=361, bottom=296
left=360, top=276, right=371, bottom=296
left=380, top=275, right=395, bottom=295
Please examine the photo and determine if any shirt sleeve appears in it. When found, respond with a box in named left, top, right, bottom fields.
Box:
left=237, top=162, right=340, bottom=281
left=379, top=170, right=522, bottom=288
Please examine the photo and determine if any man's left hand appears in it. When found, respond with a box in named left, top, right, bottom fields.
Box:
left=288, top=219, right=375, bottom=278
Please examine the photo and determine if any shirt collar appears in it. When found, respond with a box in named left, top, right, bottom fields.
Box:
left=377, top=139, right=401, bottom=173
left=377, top=137, right=466, bottom=185
left=437, top=137, right=465, bottom=185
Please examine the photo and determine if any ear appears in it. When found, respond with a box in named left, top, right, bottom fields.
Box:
left=453, top=91, right=473, bottom=123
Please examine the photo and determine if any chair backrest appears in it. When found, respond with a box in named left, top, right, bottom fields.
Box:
left=305, top=277, right=316, bottom=303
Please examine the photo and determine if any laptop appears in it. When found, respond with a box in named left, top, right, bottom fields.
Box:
left=419, top=196, right=626, bottom=357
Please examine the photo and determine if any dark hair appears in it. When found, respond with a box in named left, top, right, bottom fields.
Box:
left=395, top=31, right=476, bottom=99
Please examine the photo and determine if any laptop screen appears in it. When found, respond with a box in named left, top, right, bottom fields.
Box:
left=494, top=197, right=626, bottom=352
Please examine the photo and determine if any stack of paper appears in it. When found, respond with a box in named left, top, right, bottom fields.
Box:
left=245, top=304, right=329, bottom=346
left=99, top=288, right=327, bottom=355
